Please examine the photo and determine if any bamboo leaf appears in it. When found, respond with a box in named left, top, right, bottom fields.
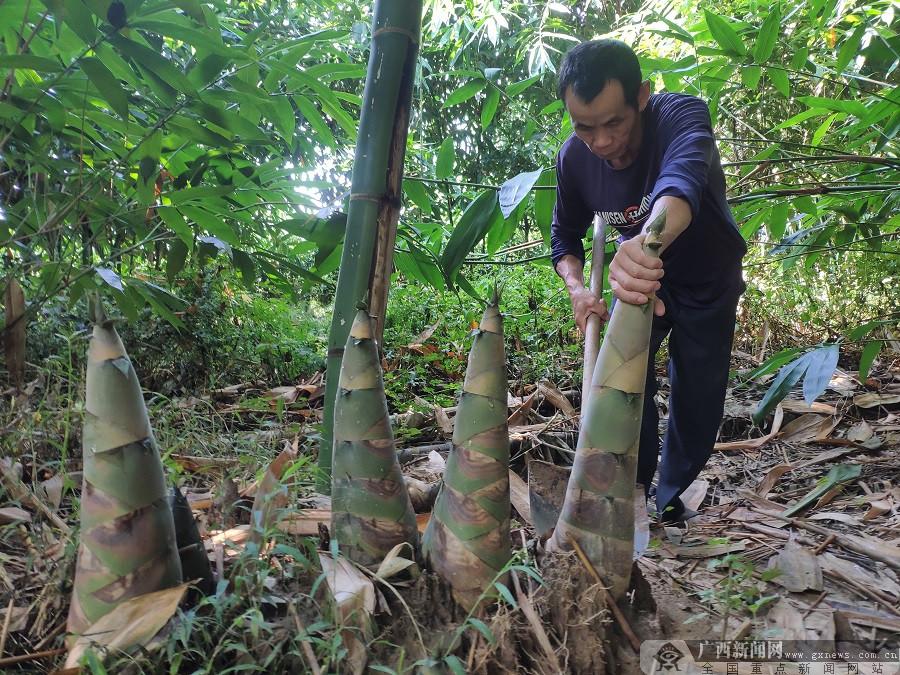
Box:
left=481, top=86, right=500, bottom=129
left=752, top=7, right=781, bottom=63
left=752, top=352, right=811, bottom=424
left=533, top=168, right=556, bottom=245
left=440, top=190, right=500, bottom=277
left=704, top=10, right=748, bottom=56
left=436, top=137, right=455, bottom=180
left=741, top=65, right=761, bottom=89
left=858, top=340, right=881, bottom=381
left=493, top=581, right=517, bottom=608
left=498, top=169, right=542, bottom=218
left=166, top=240, right=189, bottom=283
left=442, top=79, right=486, bottom=108
left=782, top=464, right=861, bottom=518
left=269, top=95, right=295, bottom=146
left=180, top=205, right=238, bottom=245
left=767, top=202, right=789, bottom=241
left=403, top=179, right=432, bottom=214
left=0, top=54, right=63, bottom=71
left=836, top=23, right=866, bottom=74
left=467, top=618, right=495, bottom=644
left=232, top=250, right=256, bottom=290
left=95, top=267, right=124, bottom=292
left=444, top=655, right=467, bottom=675
left=81, top=57, right=129, bottom=120
left=767, top=68, right=790, bottom=97
left=797, top=96, right=868, bottom=120
left=802, top=344, right=839, bottom=405
left=506, top=74, right=540, bottom=97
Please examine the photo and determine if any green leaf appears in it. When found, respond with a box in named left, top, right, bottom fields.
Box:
left=111, top=35, right=196, bottom=96
left=166, top=239, right=189, bottom=283
left=797, top=96, right=867, bottom=120
left=802, top=344, right=839, bottom=405
left=440, top=190, right=499, bottom=277
left=741, top=65, right=761, bottom=89
left=481, top=86, right=500, bottom=129
left=394, top=243, right=444, bottom=290
left=467, top=618, right=495, bottom=644
left=442, top=79, right=486, bottom=108
left=858, top=340, right=881, bottom=381
left=498, top=169, right=542, bottom=219
left=269, top=95, right=295, bottom=145
left=81, top=57, right=129, bottom=120
left=752, top=7, right=781, bottom=64
left=533, top=169, right=556, bottom=245
left=704, top=10, right=747, bottom=56
left=294, top=95, right=336, bottom=148
left=782, top=464, right=861, bottom=518
left=767, top=202, right=789, bottom=241
left=63, top=0, right=99, bottom=43
left=403, top=179, right=432, bottom=215
left=811, top=112, right=839, bottom=147
left=443, top=655, right=466, bottom=675
left=0, top=54, right=63, bottom=71
left=180, top=205, right=238, bottom=245
left=506, top=74, right=540, bottom=97
left=277, top=213, right=346, bottom=248
left=232, top=249, right=256, bottom=290
left=436, top=137, right=455, bottom=180
left=487, top=199, right=523, bottom=253
left=767, top=68, right=790, bottom=97
left=752, top=352, right=811, bottom=424
left=95, top=267, right=124, bottom=292
left=836, top=23, right=866, bottom=74
left=493, top=581, right=517, bottom=608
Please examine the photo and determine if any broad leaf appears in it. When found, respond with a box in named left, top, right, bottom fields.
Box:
left=95, top=267, right=124, bottom=292
left=802, top=344, right=839, bottom=405
left=767, top=68, right=790, bottom=97
left=752, top=8, right=781, bottom=63
left=752, top=352, right=810, bottom=424
left=443, top=79, right=486, bottom=108
left=506, top=74, right=540, bottom=97
left=481, top=86, right=500, bottom=129
left=440, top=190, right=500, bottom=278
left=498, top=169, right=542, bottom=218
left=858, top=340, right=882, bottom=381
left=436, top=137, right=455, bottom=180
left=704, top=10, right=748, bottom=56
left=403, top=179, right=432, bottom=215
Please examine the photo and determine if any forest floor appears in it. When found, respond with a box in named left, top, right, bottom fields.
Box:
left=1, top=346, right=899, bottom=673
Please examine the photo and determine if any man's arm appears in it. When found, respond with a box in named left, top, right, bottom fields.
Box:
left=555, top=254, right=609, bottom=333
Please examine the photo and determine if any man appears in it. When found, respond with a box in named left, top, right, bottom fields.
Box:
left=551, top=39, right=746, bottom=523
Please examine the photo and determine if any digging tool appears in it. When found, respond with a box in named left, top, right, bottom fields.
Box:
left=582, top=213, right=607, bottom=408
left=529, top=214, right=607, bottom=539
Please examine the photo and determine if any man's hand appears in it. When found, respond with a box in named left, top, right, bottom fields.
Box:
left=568, top=286, right=609, bottom=334
left=609, top=234, right=666, bottom=316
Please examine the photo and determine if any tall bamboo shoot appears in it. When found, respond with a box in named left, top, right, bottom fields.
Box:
left=548, top=211, right=666, bottom=599
left=331, top=307, right=418, bottom=567
left=422, top=299, right=510, bottom=610
left=67, top=302, right=182, bottom=637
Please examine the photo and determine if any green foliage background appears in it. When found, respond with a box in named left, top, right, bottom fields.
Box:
left=1, top=0, right=898, bottom=388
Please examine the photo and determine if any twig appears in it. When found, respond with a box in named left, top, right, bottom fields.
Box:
left=510, top=571, right=562, bottom=672
left=813, top=534, right=835, bottom=555
left=802, top=591, right=828, bottom=618
left=287, top=603, right=322, bottom=675
left=0, top=463, right=70, bottom=533
left=567, top=536, right=641, bottom=653
left=0, top=647, right=66, bottom=667
left=0, top=596, right=14, bottom=657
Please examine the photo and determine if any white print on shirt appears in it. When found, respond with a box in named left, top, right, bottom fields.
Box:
left=596, top=193, right=652, bottom=227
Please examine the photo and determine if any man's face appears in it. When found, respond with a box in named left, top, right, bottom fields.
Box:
left=564, top=79, right=650, bottom=169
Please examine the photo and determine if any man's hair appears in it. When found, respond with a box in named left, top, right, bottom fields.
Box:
left=556, top=39, right=643, bottom=106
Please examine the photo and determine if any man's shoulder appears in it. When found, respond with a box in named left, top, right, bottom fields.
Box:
left=647, top=92, right=712, bottom=135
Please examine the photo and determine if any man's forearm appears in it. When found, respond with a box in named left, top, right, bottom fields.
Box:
left=555, top=254, right=586, bottom=292
left=646, top=195, right=692, bottom=252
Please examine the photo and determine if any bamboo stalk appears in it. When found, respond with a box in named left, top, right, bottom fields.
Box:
left=320, top=0, right=424, bottom=492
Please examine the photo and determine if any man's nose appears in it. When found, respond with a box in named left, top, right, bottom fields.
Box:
left=590, top=132, right=611, bottom=154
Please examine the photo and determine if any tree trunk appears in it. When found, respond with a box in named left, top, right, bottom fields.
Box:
left=319, top=0, right=424, bottom=491
left=548, top=211, right=666, bottom=599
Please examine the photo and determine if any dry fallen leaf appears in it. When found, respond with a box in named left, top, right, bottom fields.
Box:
left=680, top=479, right=708, bottom=512
left=779, top=413, right=836, bottom=443
left=769, top=539, right=823, bottom=592
left=854, top=392, right=900, bottom=408
left=65, top=583, right=188, bottom=667
left=846, top=420, right=874, bottom=443
left=318, top=552, right=373, bottom=675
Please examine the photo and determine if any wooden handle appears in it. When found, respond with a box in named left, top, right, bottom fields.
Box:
left=581, top=215, right=607, bottom=409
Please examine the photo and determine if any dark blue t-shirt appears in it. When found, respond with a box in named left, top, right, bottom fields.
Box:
left=550, top=92, right=746, bottom=301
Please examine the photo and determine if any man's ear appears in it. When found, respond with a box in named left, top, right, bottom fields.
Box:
left=637, top=81, right=651, bottom=112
